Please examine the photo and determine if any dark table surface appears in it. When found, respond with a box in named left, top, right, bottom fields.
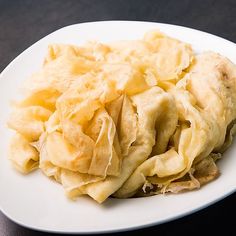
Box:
left=1, top=0, right=236, bottom=235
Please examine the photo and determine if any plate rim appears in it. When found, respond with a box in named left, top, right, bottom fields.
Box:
left=1, top=189, right=235, bottom=234
left=1, top=20, right=236, bottom=234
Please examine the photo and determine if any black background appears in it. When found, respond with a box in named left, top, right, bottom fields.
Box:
left=0, top=0, right=236, bottom=235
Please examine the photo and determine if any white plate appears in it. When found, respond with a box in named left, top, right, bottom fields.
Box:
left=0, top=21, right=236, bottom=234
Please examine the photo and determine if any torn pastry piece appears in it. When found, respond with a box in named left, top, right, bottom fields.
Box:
left=180, top=52, right=236, bottom=160
left=105, top=96, right=123, bottom=176
left=86, top=108, right=116, bottom=177
left=49, top=105, right=121, bottom=198
left=81, top=87, right=177, bottom=203
left=101, top=63, right=151, bottom=96
left=45, top=130, right=93, bottom=174
left=219, top=120, right=236, bottom=153
left=143, top=30, right=194, bottom=81
left=114, top=148, right=185, bottom=198
left=45, top=110, right=61, bottom=133
left=115, top=91, right=210, bottom=198
left=15, top=44, right=102, bottom=112
left=44, top=42, right=111, bottom=64
left=42, top=106, right=120, bottom=176
left=60, top=169, right=103, bottom=199
left=56, top=72, right=119, bottom=125
left=115, top=52, right=236, bottom=198
left=150, top=93, right=178, bottom=155
left=135, top=154, right=219, bottom=197
left=165, top=154, right=220, bottom=193
left=34, top=132, right=104, bottom=197
left=43, top=111, right=95, bottom=174
left=7, top=106, right=52, bottom=141
left=23, top=47, right=100, bottom=95
left=32, top=133, right=61, bottom=181
left=118, top=95, right=137, bottom=156
left=106, top=31, right=193, bottom=88
left=105, top=95, right=124, bottom=126
left=15, top=89, right=61, bottom=112
left=8, top=133, right=39, bottom=173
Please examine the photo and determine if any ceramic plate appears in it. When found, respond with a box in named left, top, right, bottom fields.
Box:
left=0, top=21, right=236, bottom=234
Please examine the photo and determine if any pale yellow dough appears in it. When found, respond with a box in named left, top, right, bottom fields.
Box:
left=7, top=30, right=236, bottom=203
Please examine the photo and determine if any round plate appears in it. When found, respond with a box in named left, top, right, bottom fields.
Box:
left=0, top=21, right=236, bottom=234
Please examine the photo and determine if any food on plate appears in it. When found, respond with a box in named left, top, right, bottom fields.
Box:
left=7, top=30, right=236, bottom=203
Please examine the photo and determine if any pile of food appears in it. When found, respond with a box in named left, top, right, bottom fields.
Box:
left=8, top=30, right=236, bottom=203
